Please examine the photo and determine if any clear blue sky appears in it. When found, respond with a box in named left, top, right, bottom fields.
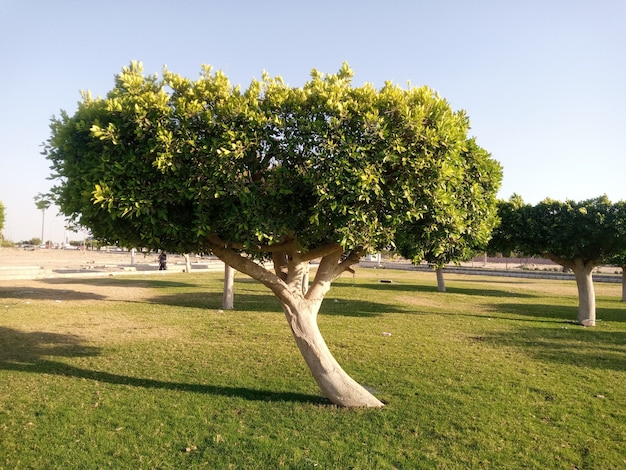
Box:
left=1, top=0, right=624, bottom=243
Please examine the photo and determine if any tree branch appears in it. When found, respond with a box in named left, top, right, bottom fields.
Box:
left=299, top=242, right=344, bottom=262
left=305, top=247, right=344, bottom=301
left=542, top=252, right=600, bottom=272
left=336, top=248, right=366, bottom=276
left=207, top=235, right=291, bottom=302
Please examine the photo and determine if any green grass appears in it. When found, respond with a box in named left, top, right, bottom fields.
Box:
left=1, top=268, right=625, bottom=469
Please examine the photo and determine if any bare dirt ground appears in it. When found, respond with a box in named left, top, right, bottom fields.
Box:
left=0, top=248, right=146, bottom=301
left=0, top=248, right=214, bottom=301
left=0, top=247, right=142, bottom=270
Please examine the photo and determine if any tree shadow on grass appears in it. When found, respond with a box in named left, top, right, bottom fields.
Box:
left=149, top=291, right=406, bottom=317
left=39, top=277, right=197, bottom=290
left=0, top=285, right=107, bottom=301
left=0, top=278, right=198, bottom=302
left=0, top=327, right=328, bottom=405
left=494, top=302, right=626, bottom=323
left=484, top=326, right=626, bottom=372
left=333, top=280, right=537, bottom=299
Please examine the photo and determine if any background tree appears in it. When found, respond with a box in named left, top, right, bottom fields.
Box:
left=607, top=252, right=626, bottom=302
left=604, top=201, right=626, bottom=302
left=490, top=195, right=626, bottom=326
left=44, top=62, right=502, bottom=407
left=34, top=193, right=52, bottom=244
left=0, top=200, right=5, bottom=246
left=395, top=139, right=501, bottom=292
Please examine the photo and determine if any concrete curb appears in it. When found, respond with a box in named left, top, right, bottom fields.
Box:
left=358, top=261, right=622, bottom=284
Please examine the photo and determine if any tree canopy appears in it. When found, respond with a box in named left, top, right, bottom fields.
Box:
left=44, top=62, right=503, bottom=407
left=395, top=137, right=501, bottom=267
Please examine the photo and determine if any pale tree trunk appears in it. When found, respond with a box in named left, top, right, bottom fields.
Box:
left=549, top=255, right=596, bottom=326
left=222, top=263, right=234, bottom=310
left=184, top=254, right=192, bottom=272
left=208, top=237, right=384, bottom=408
left=435, top=267, right=446, bottom=292
left=302, top=262, right=310, bottom=295
left=573, top=261, right=596, bottom=326
left=282, top=297, right=383, bottom=408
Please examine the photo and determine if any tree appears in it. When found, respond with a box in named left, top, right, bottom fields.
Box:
left=0, top=200, right=5, bottom=246
left=607, top=252, right=626, bottom=302
left=604, top=201, right=626, bottom=302
left=395, top=138, right=502, bottom=292
left=222, top=264, right=235, bottom=310
left=34, top=193, right=52, bottom=244
left=44, top=62, right=502, bottom=407
left=490, top=195, right=626, bottom=326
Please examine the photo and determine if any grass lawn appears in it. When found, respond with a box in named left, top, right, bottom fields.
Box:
left=1, top=268, right=625, bottom=469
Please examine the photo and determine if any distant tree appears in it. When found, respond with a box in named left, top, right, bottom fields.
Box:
left=604, top=201, right=626, bottom=302
left=34, top=193, right=52, bottom=243
left=0, top=200, right=5, bottom=240
left=395, top=138, right=502, bottom=292
left=490, top=195, right=626, bottom=326
left=44, top=62, right=502, bottom=407
left=607, top=253, right=626, bottom=302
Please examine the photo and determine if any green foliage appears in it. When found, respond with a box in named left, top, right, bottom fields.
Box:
left=44, top=62, right=502, bottom=256
left=0, top=200, right=4, bottom=234
left=33, top=193, right=52, bottom=212
left=490, top=195, right=626, bottom=265
left=395, top=138, right=502, bottom=266
left=1, top=270, right=625, bottom=468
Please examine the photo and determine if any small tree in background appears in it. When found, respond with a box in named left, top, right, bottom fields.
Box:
left=0, top=200, right=5, bottom=246
left=490, top=195, right=626, bottom=326
left=395, top=138, right=502, bottom=292
left=44, top=62, right=502, bottom=407
left=606, top=253, right=626, bottom=302
left=604, top=201, right=626, bottom=302
left=34, top=193, right=52, bottom=244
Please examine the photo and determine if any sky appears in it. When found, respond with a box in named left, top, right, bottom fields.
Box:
left=1, top=0, right=624, bottom=243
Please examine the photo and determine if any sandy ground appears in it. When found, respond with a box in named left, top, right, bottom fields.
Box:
left=0, top=247, right=158, bottom=270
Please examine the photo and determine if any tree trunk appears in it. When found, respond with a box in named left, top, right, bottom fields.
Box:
left=435, top=267, right=446, bottom=292
left=302, top=262, right=310, bottom=295
left=184, top=253, right=192, bottom=273
left=222, top=263, right=234, bottom=310
left=207, top=238, right=384, bottom=408
left=621, top=267, right=626, bottom=302
left=572, top=259, right=596, bottom=326
left=282, top=298, right=384, bottom=408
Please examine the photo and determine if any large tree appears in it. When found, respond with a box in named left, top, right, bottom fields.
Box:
left=490, top=195, right=626, bottom=326
left=395, top=138, right=501, bottom=292
left=44, top=62, right=502, bottom=407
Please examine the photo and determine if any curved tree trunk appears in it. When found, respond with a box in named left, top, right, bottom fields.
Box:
left=222, top=263, right=234, bottom=310
left=572, top=259, right=596, bottom=326
left=208, top=238, right=384, bottom=407
left=435, top=267, right=446, bottom=292
left=282, top=299, right=384, bottom=408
